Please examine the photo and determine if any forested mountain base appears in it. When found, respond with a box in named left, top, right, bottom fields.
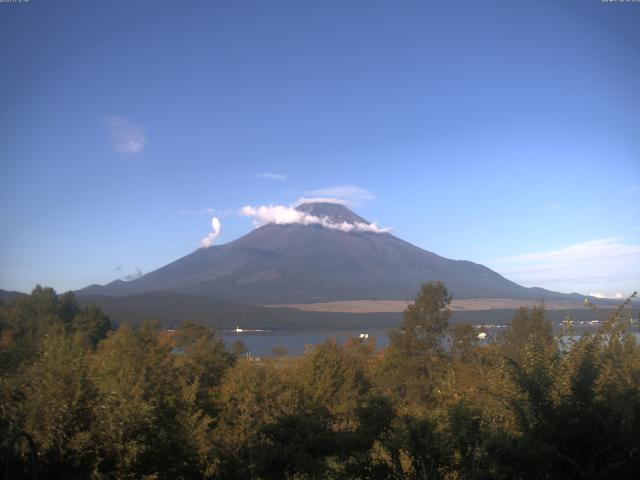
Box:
left=1, top=284, right=639, bottom=479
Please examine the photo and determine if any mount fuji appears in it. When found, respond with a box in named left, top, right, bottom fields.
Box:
left=78, top=202, right=579, bottom=305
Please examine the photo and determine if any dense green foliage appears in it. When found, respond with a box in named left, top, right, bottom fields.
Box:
left=1, top=283, right=639, bottom=479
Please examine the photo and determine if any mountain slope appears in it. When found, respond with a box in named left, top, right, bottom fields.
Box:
left=0, top=289, right=28, bottom=304
left=78, top=202, right=580, bottom=304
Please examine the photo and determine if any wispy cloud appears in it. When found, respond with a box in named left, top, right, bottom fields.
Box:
left=303, top=185, right=376, bottom=206
left=200, top=217, right=222, bottom=248
left=580, top=205, right=604, bottom=220
left=123, top=267, right=144, bottom=281
left=293, top=197, right=351, bottom=207
left=105, top=116, right=145, bottom=154
left=256, top=172, right=287, bottom=181
left=179, top=207, right=216, bottom=216
left=621, top=185, right=640, bottom=196
left=179, top=207, right=233, bottom=217
left=115, top=265, right=144, bottom=281
left=487, top=238, right=640, bottom=296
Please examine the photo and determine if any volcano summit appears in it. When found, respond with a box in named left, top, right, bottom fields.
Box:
left=78, top=202, right=579, bottom=306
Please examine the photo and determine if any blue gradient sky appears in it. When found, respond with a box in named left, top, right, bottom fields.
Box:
left=1, top=0, right=639, bottom=297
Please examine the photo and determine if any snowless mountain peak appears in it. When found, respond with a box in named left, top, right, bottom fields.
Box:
left=294, top=202, right=369, bottom=225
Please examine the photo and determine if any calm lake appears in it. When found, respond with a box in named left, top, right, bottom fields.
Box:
left=222, top=328, right=640, bottom=357
left=222, top=328, right=391, bottom=357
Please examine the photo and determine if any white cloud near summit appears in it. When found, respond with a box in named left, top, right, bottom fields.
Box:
left=488, top=238, right=640, bottom=297
left=105, top=116, right=145, bottom=154
left=240, top=204, right=390, bottom=234
left=240, top=184, right=385, bottom=234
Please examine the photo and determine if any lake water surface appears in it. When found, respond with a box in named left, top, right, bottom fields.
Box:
left=222, top=328, right=391, bottom=356
left=222, top=328, right=640, bottom=357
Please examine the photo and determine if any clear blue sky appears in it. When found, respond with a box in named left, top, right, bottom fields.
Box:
left=1, top=0, right=638, bottom=297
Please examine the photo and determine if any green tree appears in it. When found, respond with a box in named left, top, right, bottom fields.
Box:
left=297, top=338, right=370, bottom=428
left=231, top=339, right=248, bottom=356
left=382, top=415, right=447, bottom=480
left=172, top=321, right=235, bottom=476
left=448, top=323, right=479, bottom=362
left=215, top=359, right=300, bottom=478
left=87, top=322, right=192, bottom=478
left=173, top=321, right=234, bottom=406
left=71, top=304, right=111, bottom=348
left=379, top=282, right=452, bottom=408
left=253, top=409, right=335, bottom=480
left=487, top=295, right=640, bottom=479
left=500, top=305, right=554, bottom=361
left=0, top=286, right=67, bottom=368
left=388, top=282, right=452, bottom=357
left=18, top=328, right=96, bottom=478
left=0, top=287, right=110, bottom=369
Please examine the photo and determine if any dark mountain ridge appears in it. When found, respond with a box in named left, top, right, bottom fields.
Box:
left=0, top=289, right=28, bottom=304
left=77, top=202, right=583, bottom=304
